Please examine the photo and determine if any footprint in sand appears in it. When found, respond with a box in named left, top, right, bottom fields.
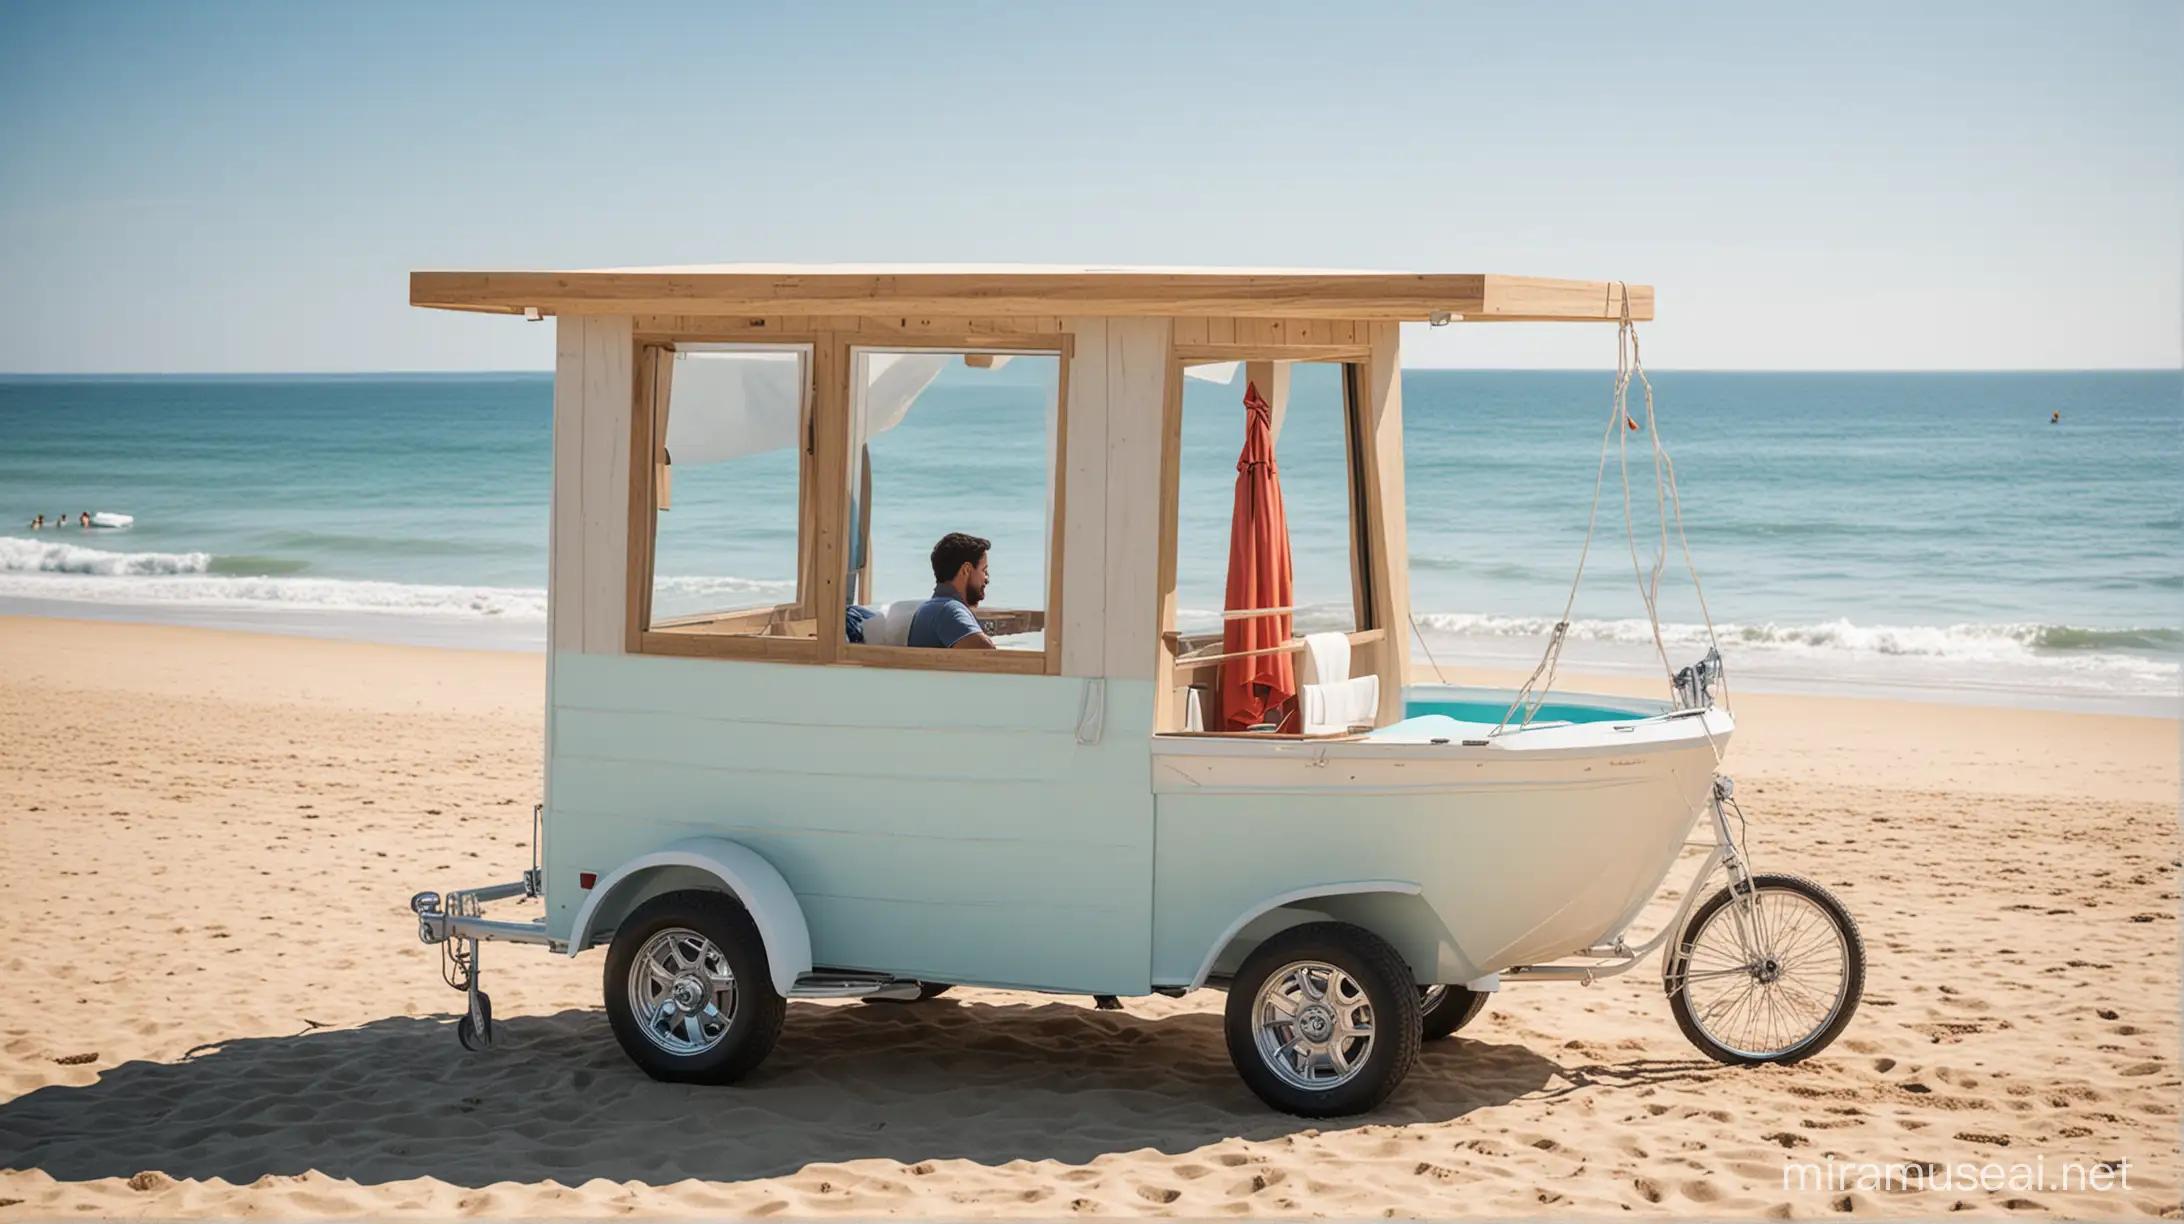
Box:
left=1225, top=1172, right=1279, bottom=1196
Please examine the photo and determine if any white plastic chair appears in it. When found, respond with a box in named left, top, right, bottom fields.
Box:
left=1298, top=631, right=1380, bottom=734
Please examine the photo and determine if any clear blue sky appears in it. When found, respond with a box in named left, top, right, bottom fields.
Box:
left=2, top=2, right=2177, bottom=372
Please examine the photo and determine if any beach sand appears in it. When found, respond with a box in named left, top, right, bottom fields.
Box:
left=0, top=616, right=2175, bottom=1218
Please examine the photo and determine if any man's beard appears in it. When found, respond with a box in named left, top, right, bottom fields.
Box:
left=966, top=578, right=986, bottom=606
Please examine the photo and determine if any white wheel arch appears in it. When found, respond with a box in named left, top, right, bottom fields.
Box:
left=1189, top=880, right=1424, bottom=990
left=566, top=836, right=813, bottom=997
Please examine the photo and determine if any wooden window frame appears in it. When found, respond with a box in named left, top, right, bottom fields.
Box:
left=625, top=334, right=825, bottom=663
left=623, top=325, right=1072, bottom=677
left=830, top=333, right=1072, bottom=678
left=1152, top=343, right=1388, bottom=734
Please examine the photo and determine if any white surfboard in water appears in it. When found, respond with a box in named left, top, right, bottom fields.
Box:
left=89, top=512, right=133, bottom=528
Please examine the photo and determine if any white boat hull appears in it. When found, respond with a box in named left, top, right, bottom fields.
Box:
left=1149, top=707, right=1732, bottom=985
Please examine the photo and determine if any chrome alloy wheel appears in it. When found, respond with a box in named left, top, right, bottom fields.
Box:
left=628, top=927, right=738, bottom=1056
left=1251, top=960, right=1377, bottom=1090
left=1678, top=888, right=1850, bottom=1059
left=1419, top=984, right=1448, bottom=1010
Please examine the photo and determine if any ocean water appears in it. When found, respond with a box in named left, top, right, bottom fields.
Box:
left=2, top=369, right=2177, bottom=714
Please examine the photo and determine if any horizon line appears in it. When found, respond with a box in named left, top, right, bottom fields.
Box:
left=2, top=366, right=2179, bottom=378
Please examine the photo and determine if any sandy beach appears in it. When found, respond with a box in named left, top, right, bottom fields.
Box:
left=0, top=615, right=2175, bottom=1218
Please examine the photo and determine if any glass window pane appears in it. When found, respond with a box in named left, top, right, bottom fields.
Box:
left=648, top=345, right=814, bottom=638
left=847, top=350, right=1059, bottom=655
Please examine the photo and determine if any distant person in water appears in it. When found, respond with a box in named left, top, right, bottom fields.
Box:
left=2051, top=411, right=2060, bottom=424
left=28, top=514, right=43, bottom=530
left=79, top=511, right=91, bottom=527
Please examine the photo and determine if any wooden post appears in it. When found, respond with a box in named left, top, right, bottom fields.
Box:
left=1107, top=319, right=1173, bottom=684
left=1355, top=322, right=1411, bottom=722
left=854, top=446, right=873, bottom=605
left=1058, top=319, right=1110, bottom=678
left=652, top=347, right=674, bottom=512
left=577, top=315, right=633, bottom=655
left=1151, top=350, right=1186, bottom=729
left=811, top=335, right=849, bottom=664
left=550, top=319, right=585, bottom=655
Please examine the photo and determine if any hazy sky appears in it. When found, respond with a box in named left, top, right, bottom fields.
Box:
left=2, top=2, right=2177, bottom=372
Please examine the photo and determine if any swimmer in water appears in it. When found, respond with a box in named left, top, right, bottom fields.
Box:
left=29, top=514, right=44, bottom=530
left=2051, top=411, right=2061, bottom=424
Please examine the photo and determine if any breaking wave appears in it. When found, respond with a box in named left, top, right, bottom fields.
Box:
left=0, top=542, right=805, bottom=624
left=1410, top=612, right=2183, bottom=661
left=654, top=575, right=797, bottom=600
left=0, top=571, right=548, bottom=619
left=0, top=535, right=212, bottom=576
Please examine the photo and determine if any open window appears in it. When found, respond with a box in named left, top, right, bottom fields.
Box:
left=1159, top=357, right=1391, bottom=734
left=837, top=346, right=1064, bottom=674
left=639, top=342, right=819, bottom=653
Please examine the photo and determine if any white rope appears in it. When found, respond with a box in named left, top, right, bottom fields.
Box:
left=1616, top=306, right=1678, bottom=682
left=1626, top=306, right=1733, bottom=717
left=1409, top=612, right=1448, bottom=685
left=1498, top=285, right=1732, bottom=734
left=1494, top=339, right=1628, bottom=733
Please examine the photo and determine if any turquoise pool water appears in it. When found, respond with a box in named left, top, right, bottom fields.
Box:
left=1402, top=697, right=1652, bottom=725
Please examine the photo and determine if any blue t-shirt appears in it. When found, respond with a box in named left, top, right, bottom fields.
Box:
left=907, top=584, right=983, bottom=648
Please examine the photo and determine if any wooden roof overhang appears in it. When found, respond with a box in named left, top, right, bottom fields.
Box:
left=409, top=263, right=1652, bottom=323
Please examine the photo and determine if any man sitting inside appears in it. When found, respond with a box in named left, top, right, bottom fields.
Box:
left=908, top=532, right=996, bottom=650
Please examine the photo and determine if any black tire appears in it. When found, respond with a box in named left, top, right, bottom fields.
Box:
left=1224, top=922, right=1421, bottom=1117
left=1419, top=984, right=1488, bottom=1041
left=1666, top=872, right=1864, bottom=1066
left=603, top=889, right=786, bottom=1085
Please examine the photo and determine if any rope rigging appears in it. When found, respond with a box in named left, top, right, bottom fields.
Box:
left=1491, top=287, right=1731, bottom=736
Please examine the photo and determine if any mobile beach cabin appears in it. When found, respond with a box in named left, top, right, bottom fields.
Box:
left=403, top=265, right=1861, bottom=1115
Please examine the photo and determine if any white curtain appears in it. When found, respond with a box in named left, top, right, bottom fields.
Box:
left=663, top=348, right=948, bottom=465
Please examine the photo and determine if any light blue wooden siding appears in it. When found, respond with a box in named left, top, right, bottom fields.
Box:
left=544, top=652, right=1156, bottom=993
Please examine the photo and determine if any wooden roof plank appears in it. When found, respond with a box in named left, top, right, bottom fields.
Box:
left=409, top=265, right=1652, bottom=323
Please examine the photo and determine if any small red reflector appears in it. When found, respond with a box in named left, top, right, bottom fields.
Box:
left=579, top=872, right=597, bottom=890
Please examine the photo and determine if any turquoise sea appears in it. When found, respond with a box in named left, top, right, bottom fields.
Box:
left=2, top=369, right=2177, bottom=714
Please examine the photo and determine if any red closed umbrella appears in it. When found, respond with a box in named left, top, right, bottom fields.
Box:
left=1221, top=381, right=1296, bottom=729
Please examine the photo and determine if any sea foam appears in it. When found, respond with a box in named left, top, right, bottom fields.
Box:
left=1411, top=612, right=2182, bottom=663
left=0, top=570, right=548, bottom=619
left=0, top=540, right=798, bottom=623
left=0, top=535, right=212, bottom=576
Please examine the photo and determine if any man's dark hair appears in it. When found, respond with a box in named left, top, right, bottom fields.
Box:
left=931, top=532, right=990, bottom=583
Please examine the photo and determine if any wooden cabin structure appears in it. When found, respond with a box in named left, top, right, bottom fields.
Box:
left=411, top=264, right=1652, bottom=734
